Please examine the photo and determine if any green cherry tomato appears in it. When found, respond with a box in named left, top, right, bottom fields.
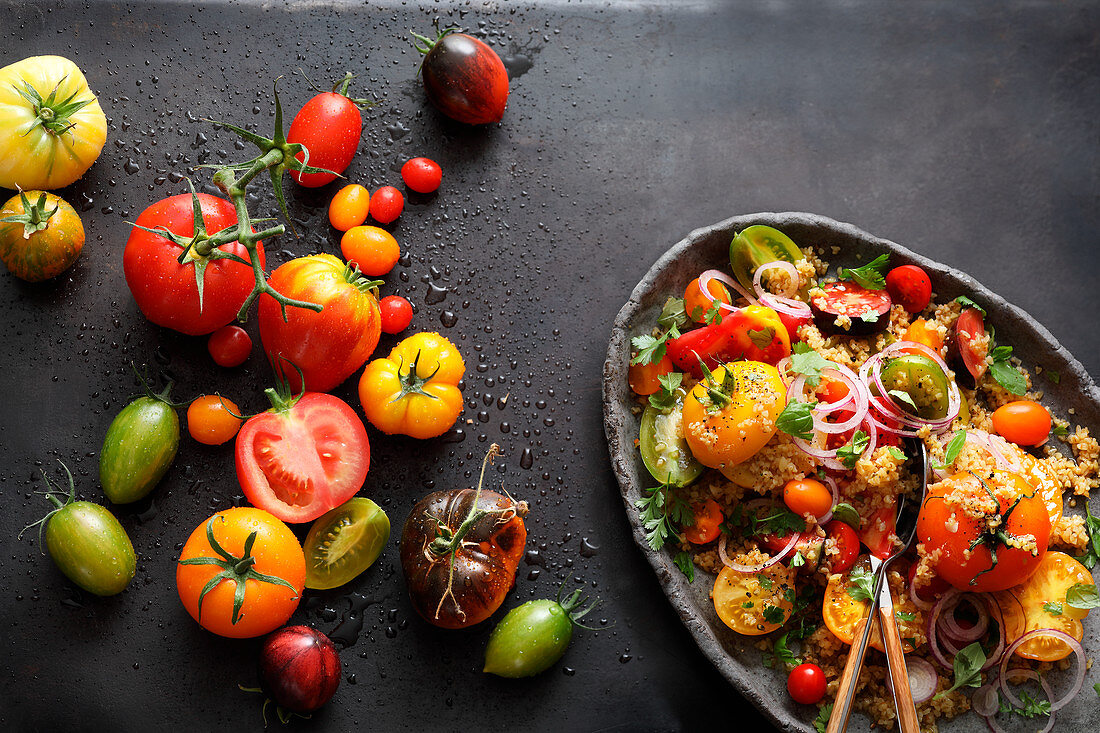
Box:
left=878, top=353, right=951, bottom=420
left=303, top=498, right=391, bottom=590
left=639, top=396, right=703, bottom=487
left=99, top=395, right=180, bottom=504
left=23, top=464, right=136, bottom=596
left=729, top=225, right=804, bottom=294
left=483, top=599, right=574, bottom=678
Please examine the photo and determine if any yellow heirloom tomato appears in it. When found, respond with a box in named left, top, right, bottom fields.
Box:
left=358, top=332, right=465, bottom=439
left=0, top=56, right=107, bottom=190
left=0, top=190, right=84, bottom=281
left=682, top=360, right=786, bottom=470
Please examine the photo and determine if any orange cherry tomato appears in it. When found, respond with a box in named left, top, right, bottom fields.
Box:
left=817, top=376, right=850, bottom=405
left=991, top=400, right=1052, bottom=447
left=684, top=499, right=723, bottom=544
left=186, top=394, right=243, bottom=446
left=328, top=184, right=371, bottom=231
left=627, top=354, right=674, bottom=395
left=783, top=477, right=833, bottom=519
left=683, top=277, right=732, bottom=323
left=340, top=225, right=400, bottom=277
left=903, top=318, right=944, bottom=352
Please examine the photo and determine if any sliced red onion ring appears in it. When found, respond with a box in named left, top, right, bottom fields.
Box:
left=983, top=669, right=1056, bottom=733
left=885, top=656, right=939, bottom=705
left=859, top=341, right=961, bottom=433
left=717, top=531, right=799, bottom=574
left=815, top=475, right=839, bottom=525
left=999, top=629, right=1085, bottom=712
left=752, top=261, right=813, bottom=321
left=698, top=268, right=754, bottom=311
left=908, top=577, right=934, bottom=611
left=937, top=593, right=990, bottom=642
left=971, top=682, right=1000, bottom=717
left=926, top=588, right=961, bottom=668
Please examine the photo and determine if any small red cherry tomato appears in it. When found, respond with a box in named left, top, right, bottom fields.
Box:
left=287, top=75, right=365, bottom=188
left=369, top=186, right=404, bottom=224
left=328, top=184, right=371, bottom=231
left=885, top=265, right=932, bottom=314
left=992, top=400, right=1052, bottom=446
left=379, top=295, right=414, bottom=334
left=401, top=158, right=442, bottom=194
left=825, top=520, right=859, bottom=574
left=683, top=499, right=723, bottom=544
left=207, top=325, right=253, bottom=367
left=787, top=663, right=827, bottom=704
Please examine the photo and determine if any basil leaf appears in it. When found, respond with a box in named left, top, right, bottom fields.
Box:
left=776, top=400, right=817, bottom=440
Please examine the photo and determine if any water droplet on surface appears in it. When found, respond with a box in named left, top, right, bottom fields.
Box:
left=425, top=283, right=448, bottom=305
left=519, top=448, right=533, bottom=470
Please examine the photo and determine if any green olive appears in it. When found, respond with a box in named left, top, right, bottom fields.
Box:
left=879, top=354, right=951, bottom=420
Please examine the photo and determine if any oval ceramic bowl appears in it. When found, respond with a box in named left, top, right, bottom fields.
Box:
left=602, top=212, right=1100, bottom=732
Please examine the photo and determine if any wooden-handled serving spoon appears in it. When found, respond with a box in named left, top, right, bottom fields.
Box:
left=827, top=436, right=928, bottom=733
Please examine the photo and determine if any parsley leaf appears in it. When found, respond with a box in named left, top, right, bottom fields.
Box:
left=987, top=342, right=1027, bottom=395
left=762, top=604, right=786, bottom=625
left=1077, top=502, right=1100, bottom=569
left=886, top=446, right=906, bottom=461
left=888, top=389, right=919, bottom=413
left=634, top=479, right=693, bottom=551
left=1045, top=369, right=1061, bottom=385
left=704, top=303, right=724, bottom=325
left=776, top=400, right=817, bottom=440
left=838, top=254, right=890, bottom=290
left=630, top=298, right=686, bottom=366
left=756, top=573, right=775, bottom=591
left=895, top=611, right=916, bottom=622
left=814, top=703, right=833, bottom=733
left=763, top=632, right=802, bottom=669
left=762, top=509, right=807, bottom=537
left=673, top=550, right=695, bottom=583
left=836, top=430, right=870, bottom=469
left=647, top=372, right=684, bottom=411
left=790, top=551, right=806, bottom=567
left=748, top=326, right=776, bottom=350
left=1014, top=690, right=1051, bottom=719
left=657, top=297, right=688, bottom=330
left=1043, top=601, right=1063, bottom=616
left=933, top=429, right=967, bottom=470
left=1094, top=682, right=1100, bottom=698
left=847, top=564, right=875, bottom=603
left=790, top=342, right=832, bottom=388
left=934, top=641, right=986, bottom=699
left=1065, top=582, right=1100, bottom=610
left=955, top=295, right=986, bottom=315
left=1053, top=423, right=1070, bottom=438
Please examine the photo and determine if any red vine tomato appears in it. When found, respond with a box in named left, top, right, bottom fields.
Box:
left=287, top=75, right=366, bottom=188
left=124, top=193, right=264, bottom=335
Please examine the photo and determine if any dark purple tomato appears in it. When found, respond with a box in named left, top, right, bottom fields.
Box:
left=414, top=29, right=509, bottom=125
left=258, top=626, right=341, bottom=713
left=810, top=281, right=892, bottom=336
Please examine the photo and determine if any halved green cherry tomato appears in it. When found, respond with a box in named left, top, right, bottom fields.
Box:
left=878, top=353, right=951, bottom=420
left=639, top=396, right=703, bottom=487
left=21, top=463, right=136, bottom=596
left=303, top=498, right=391, bottom=590
left=991, top=400, right=1052, bottom=447
left=729, top=225, right=805, bottom=294
left=99, top=390, right=180, bottom=504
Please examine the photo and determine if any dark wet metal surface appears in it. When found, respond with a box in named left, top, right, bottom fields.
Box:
left=1, top=2, right=1097, bottom=731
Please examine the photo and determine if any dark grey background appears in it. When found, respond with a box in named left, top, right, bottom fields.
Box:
left=1, top=1, right=1096, bottom=732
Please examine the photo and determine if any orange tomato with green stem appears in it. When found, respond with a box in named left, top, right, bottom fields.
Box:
left=0, top=190, right=84, bottom=282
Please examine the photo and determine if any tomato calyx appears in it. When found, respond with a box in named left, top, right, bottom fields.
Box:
left=0, top=189, right=58, bottom=239
left=964, top=472, right=1039, bottom=587
left=177, top=515, right=299, bottom=626
left=342, top=262, right=384, bottom=294
left=395, top=349, right=446, bottom=401
left=299, top=69, right=375, bottom=109
left=14, top=77, right=95, bottom=136
left=697, top=359, right=736, bottom=410
left=556, top=581, right=603, bottom=631
left=19, top=461, right=80, bottom=546
left=410, top=23, right=462, bottom=71
left=425, top=444, right=528, bottom=622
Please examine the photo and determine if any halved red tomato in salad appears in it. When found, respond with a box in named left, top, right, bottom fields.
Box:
left=236, top=391, right=370, bottom=523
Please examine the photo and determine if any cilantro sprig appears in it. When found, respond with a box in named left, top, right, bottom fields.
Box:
left=838, top=254, right=890, bottom=290
left=763, top=632, right=802, bottom=669
left=630, top=297, right=688, bottom=366
left=635, top=478, right=694, bottom=552
left=846, top=564, right=876, bottom=603
left=790, top=342, right=832, bottom=388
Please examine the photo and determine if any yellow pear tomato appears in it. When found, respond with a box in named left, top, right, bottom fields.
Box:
left=0, top=56, right=107, bottom=190
left=682, top=360, right=786, bottom=470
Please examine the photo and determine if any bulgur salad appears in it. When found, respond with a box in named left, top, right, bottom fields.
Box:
left=625, top=225, right=1099, bottom=732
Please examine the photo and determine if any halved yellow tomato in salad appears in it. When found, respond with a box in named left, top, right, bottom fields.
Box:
left=995, top=551, right=1094, bottom=662
left=712, top=561, right=794, bottom=636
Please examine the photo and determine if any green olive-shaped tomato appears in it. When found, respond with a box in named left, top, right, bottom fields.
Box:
left=99, top=396, right=179, bottom=504
left=729, top=225, right=805, bottom=294
left=879, top=354, right=951, bottom=420
left=23, top=464, right=136, bottom=596
left=303, top=498, right=390, bottom=590
left=483, top=599, right=574, bottom=678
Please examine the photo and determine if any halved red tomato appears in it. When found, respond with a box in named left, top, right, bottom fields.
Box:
left=236, top=391, right=369, bottom=523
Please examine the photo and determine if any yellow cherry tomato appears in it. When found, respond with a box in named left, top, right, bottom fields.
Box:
left=186, top=394, right=243, bottom=446
left=341, top=225, right=400, bottom=277
left=712, top=561, right=794, bottom=635
left=995, top=551, right=1093, bottom=662
left=358, top=332, right=465, bottom=439
left=681, top=361, right=786, bottom=470
left=0, top=190, right=84, bottom=282
left=328, top=184, right=371, bottom=231
left=0, top=55, right=107, bottom=190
